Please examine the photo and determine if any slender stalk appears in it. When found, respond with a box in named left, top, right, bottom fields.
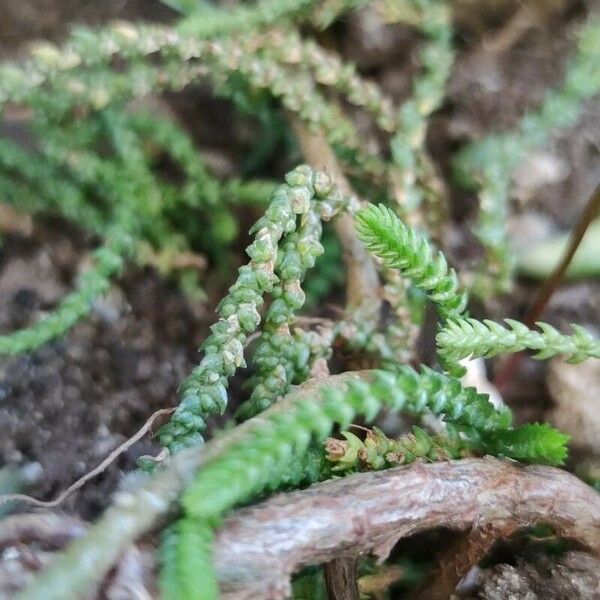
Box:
left=289, top=115, right=381, bottom=311
left=494, top=183, right=600, bottom=389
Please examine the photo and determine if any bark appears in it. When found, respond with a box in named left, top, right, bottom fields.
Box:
left=213, top=458, right=600, bottom=599
left=0, top=513, right=85, bottom=550
left=323, top=557, right=359, bottom=600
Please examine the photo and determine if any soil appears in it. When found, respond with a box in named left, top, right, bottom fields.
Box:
left=0, top=220, right=207, bottom=518
left=477, top=551, right=600, bottom=599
left=0, top=0, right=599, bottom=596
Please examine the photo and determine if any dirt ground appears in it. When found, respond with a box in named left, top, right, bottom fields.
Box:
left=0, top=0, right=599, bottom=596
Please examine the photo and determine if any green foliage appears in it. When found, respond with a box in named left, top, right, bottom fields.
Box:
left=161, top=367, right=564, bottom=598
left=3, top=3, right=598, bottom=599
left=389, top=0, right=453, bottom=221
left=355, top=203, right=467, bottom=320
left=123, top=110, right=269, bottom=255
left=326, top=422, right=569, bottom=474
left=325, top=426, right=468, bottom=472
left=262, top=29, right=396, bottom=133
left=479, top=423, right=570, bottom=466
left=0, top=229, right=132, bottom=355
left=0, top=64, right=275, bottom=355
left=437, top=318, right=600, bottom=364
left=183, top=368, right=510, bottom=519
left=159, top=166, right=350, bottom=451
left=292, top=567, right=327, bottom=600
left=236, top=209, right=325, bottom=420
left=177, top=0, right=314, bottom=31
left=0, top=137, right=107, bottom=234
left=159, top=520, right=217, bottom=600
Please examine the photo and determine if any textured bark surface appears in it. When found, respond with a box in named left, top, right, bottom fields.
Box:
left=213, top=458, right=600, bottom=599
left=324, top=557, right=359, bottom=600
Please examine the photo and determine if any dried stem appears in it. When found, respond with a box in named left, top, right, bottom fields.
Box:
left=324, top=557, right=359, bottom=600
left=494, top=183, right=600, bottom=390
left=212, top=458, right=600, bottom=599
left=289, top=115, right=380, bottom=311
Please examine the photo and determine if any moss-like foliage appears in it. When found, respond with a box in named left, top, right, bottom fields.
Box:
left=355, top=203, right=467, bottom=320
left=4, top=3, right=597, bottom=599
left=326, top=422, right=569, bottom=473
left=479, top=423, right=569, bottom=466
left=455, top=17, right=600, bottom=296
left=159, top=166, right=350, bottom=451
left=325, top=426, right=469, bottom=472
left=0, top=229, right=132, bottom=355
left=437, top=318, right=600, bottom=364
left=161, top=367, right=564, bottom=599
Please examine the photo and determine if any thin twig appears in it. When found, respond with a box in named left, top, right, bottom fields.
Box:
left=0, top=408, right=174, bottom=509
left=523, top=183, right=600, bottom=327
left=482, top=3, right=538, bottom=54
left=495, top=183, right=600, bottom=389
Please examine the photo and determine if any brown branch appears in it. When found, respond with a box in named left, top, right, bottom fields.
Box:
left=522, top=183, right=600, bottom=329
left=481, top=3, right=538, bottom=54
left=289, top=115, right=380, bottom=311
left=494, top=182, right=600, bottom=390
left=212, top=458, right=600, bottom=599
left=324, top=557, right=359, bottom=600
